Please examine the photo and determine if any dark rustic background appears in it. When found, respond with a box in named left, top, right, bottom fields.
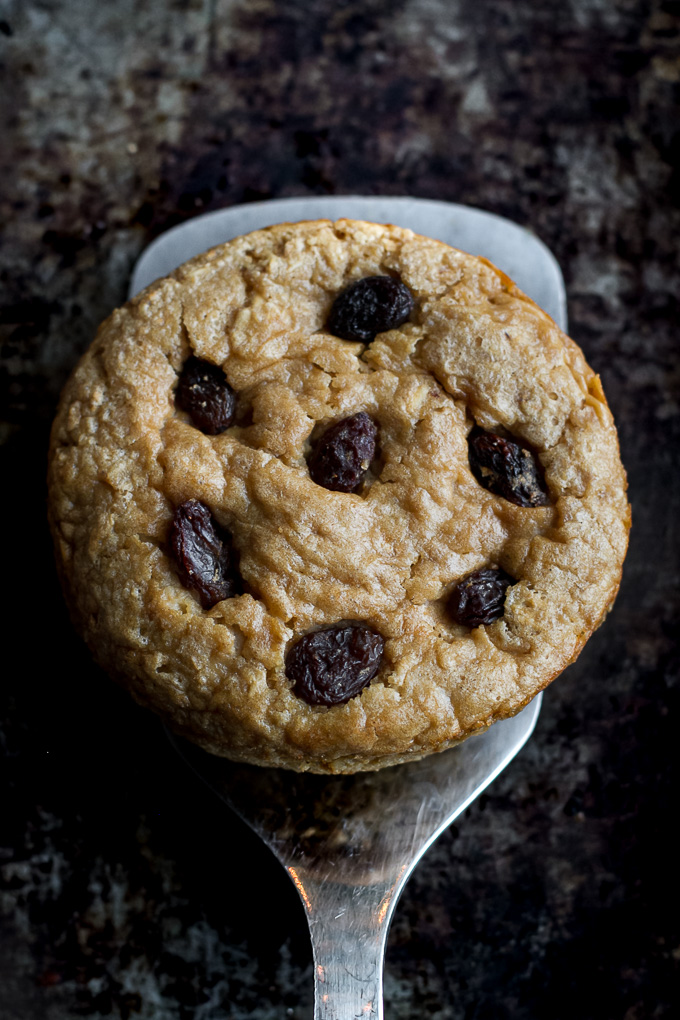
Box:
left=1, top=1, right=678, bottom=1018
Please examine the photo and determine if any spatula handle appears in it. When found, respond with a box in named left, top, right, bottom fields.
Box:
left=288, top=869, right=396, bottom=1020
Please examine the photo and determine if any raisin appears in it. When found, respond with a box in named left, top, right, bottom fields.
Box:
left=170, top=499, right=240, bottom=609
left=468, top=427, right=550, bottom=507
left=175, top=356, right=236, bottom=435
left=448, top=568, right=514, bottom=628
left=327, top=275, right=414, bottom=342
left=307, top=412, right=378, bottom=493
left=286, top=624, right=385, bottom=706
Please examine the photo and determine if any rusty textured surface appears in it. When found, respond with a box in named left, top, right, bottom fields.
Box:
left=1, top=0, right=678, bottom=1017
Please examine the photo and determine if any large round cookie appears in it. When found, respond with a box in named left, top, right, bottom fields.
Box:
left=48, top=219, right=630, bottom=772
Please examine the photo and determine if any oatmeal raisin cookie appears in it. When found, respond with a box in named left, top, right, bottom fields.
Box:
left=48, top=220, right=630, bottom=772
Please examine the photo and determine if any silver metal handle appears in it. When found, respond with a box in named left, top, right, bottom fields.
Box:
left=288, top=868, right=397, bottom=1020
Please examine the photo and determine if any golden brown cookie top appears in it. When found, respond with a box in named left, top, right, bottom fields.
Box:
left=48, top=219, right=630, bottom=772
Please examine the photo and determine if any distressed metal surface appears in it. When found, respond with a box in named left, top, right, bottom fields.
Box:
left=1, top=0, right=678, bottom=1018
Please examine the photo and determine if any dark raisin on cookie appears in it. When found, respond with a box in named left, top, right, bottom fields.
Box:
left=286, top=623, right=385, bottom=706
left=448, top=568, right=515, bottom=628
left=170, top=499, right=241, bottom=609
left=175, top=356, right=236, bottom=435
left=468, top=427, right=550, bottom=508
left=307, top=412, right=378, bottom=493
left=327, top=275, right=414, bottom=342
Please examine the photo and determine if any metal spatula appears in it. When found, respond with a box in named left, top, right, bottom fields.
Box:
left=131, top=195, right=566, bottom=1018
left=167, top=696, right=541, bottom=1019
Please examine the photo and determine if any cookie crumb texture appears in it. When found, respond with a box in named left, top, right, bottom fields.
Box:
left=48, top=220, right=630, bottom=773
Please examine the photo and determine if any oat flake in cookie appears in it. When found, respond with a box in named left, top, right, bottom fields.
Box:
left=48, top=219, right=630, bottom=773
